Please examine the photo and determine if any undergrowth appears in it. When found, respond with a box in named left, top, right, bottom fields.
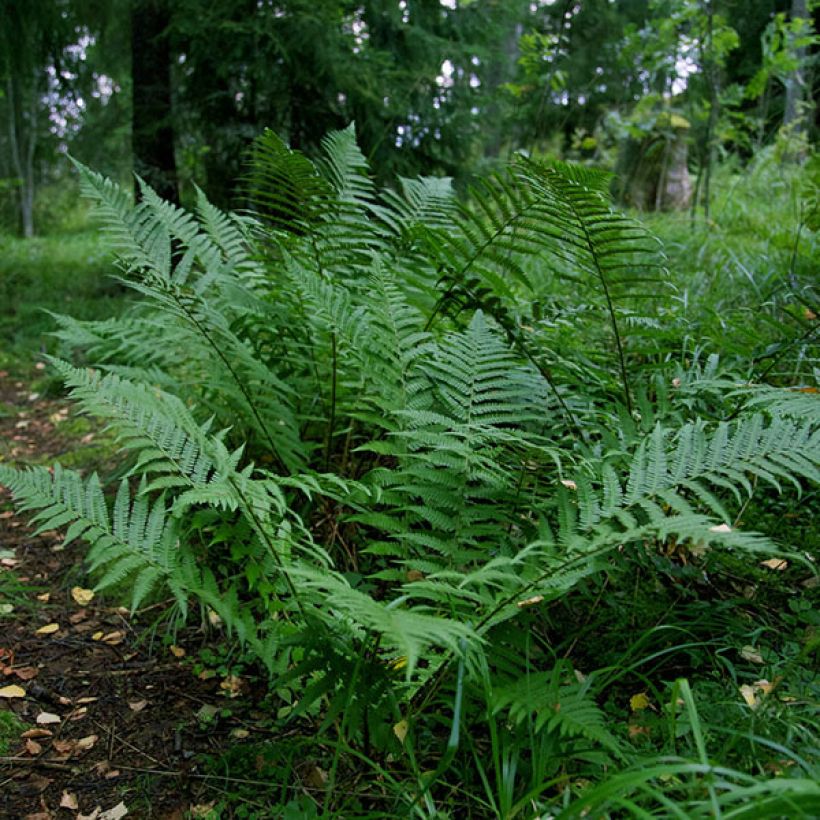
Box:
left=0, top=126, right=817, bottom=817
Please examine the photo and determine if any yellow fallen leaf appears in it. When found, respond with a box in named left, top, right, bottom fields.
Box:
left=36, top=711, right=61, bottom=725
left=630, top=692, right=651, bottom=712
left=759, top=558, right=788, bottom=571
left=71, top=586, right=95, bottom=606
left=35, top=623, right=60, bottom=635
left=169, top=645, right=185, bottom=658
left=740, top=684, right=759, bottom=708
left=35, top=592, right=50, bottom=602
left=92, top=631, right=104, bottom=641
left=0, top=684, right=26, bottom=698
left=753, top=679, right=774, bottom=695
left=393, top=719, right=409, bottom=743
left=101, top=631, right=124, bottom=645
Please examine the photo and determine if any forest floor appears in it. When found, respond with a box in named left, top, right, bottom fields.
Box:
left=0, top=365, right=278, bottom=820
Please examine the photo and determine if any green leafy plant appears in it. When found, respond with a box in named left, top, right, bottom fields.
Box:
left=0, top=125, right=817, bottom=815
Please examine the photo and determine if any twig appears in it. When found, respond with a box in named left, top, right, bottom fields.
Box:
left=0, top=756, right=78, bottom=772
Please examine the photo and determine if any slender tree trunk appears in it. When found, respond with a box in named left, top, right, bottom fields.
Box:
left=783, top=0, right=811, bottom=139
left=131, top=0, right=177, bottom=203
left=6, top=75, right=37, bottom=238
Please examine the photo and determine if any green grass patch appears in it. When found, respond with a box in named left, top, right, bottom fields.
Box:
left=0, top=709, right=25, bottom=755
left=0, top=230, right=129, bottom=363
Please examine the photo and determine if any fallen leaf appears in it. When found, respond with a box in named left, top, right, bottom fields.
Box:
left=101, top=631, right=125, bottom=645
left=78, top=810, right=102, bottom=820
left=128, top=699, right=147, bottom=712
left=230, top=728, right=250, bottom=739
left=14, top=666, right=39, bottom=681
left=23, top=812, right=50, bottom=820
left=628, top=723, right=651, bottom=737
left=76, top=696, right=99, bottom=704
left=709, top=523, right=732, bottom=534
left=516, top=594, right=545, bottom=608
left=759, top=558, right=789, bottom=571
left=0, top=603, right=13, bottom=615
left=219, top=675, right=243, bottom=698
left=92, top=631, right=104, bottom=641
left=560, top=479, right=578, bottom=490
left=630, top=692, right=651, bottom=712
left=36, top=712, right=61, bottom=725
left=740, top=645, right=765, bottom=664
left=740, top=684, right=759, bottom=708
left=76, top=734, right=99, bottom=751
left=169, top=645, right=185, bottom=658
left=35, top=623, right=60, bottom=635
left=196, top=704, right=219, bottom=722
left=69, top=609, right=89, bottom=624
left=99, top=800, right=129, bottom=819
left=0, top=684, right=26, bottom=698
left=393, top=719, right=409, bottom=743
left=207, top=609, right=222, bottom=627
left=405, top=569, right=425, bottom=582
left=71, top=586, right=95, bottom=606
left=69, top=706, right=88, bottom=721
left=304, top=765, right=328, bottom=790
left=23, top=773, right=52, bottom=795
left=60, top=791, right=79, bottom=810
left=52, top=739, right=76, bottom=755
left=754, top=678, right=774, bottom=695
left=25, top=738, right=43, bottom=755
left=35, top=592, right=50, bottom=603
left=21, top=728, right=52, bottom=739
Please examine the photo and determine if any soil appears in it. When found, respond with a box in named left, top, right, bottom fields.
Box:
left=0, top=367, right=269, bottom=820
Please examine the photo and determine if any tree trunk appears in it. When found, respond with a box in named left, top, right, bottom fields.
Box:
left=6, top=74, right=37, bottom=238
left=783, top=0, right=810, bottom=131
left=131, top=0, right=177, bottom=203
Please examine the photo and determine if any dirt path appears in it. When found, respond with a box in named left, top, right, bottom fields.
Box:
left=0, top=368, right=258, bottom=819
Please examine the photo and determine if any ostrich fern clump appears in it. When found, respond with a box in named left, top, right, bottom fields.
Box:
left=1, top=126, right=817, bottom=812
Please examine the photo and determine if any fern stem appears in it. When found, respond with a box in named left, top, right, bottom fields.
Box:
left=173, top=291, right=290, bottom=474
left=324, top=331, right=337, bottom=471
left=571, top=204, right=634, bottom=416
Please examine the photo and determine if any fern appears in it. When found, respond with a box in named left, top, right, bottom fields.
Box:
left=492, top=661, right=624, bottom=760
left=0, top=465, right=191, bottom=612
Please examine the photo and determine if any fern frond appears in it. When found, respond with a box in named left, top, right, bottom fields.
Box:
left=0, top=464, right=188, bottom=611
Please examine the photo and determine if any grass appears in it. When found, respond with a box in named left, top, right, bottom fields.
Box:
left=0, top=229, right=128, bottom=366
left=0, top=711, right=25, bottom=755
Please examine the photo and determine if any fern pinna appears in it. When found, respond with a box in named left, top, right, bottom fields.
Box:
left=0, top=125, right=817, bottom=799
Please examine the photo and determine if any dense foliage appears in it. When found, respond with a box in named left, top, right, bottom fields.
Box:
left=1, top=126, right=817, bottom=816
